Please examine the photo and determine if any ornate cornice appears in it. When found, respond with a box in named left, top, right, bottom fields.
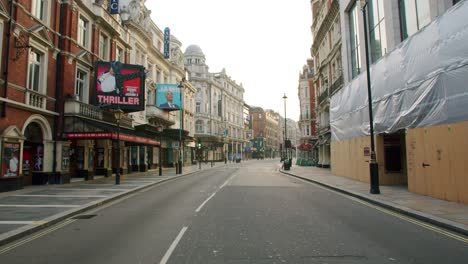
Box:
left=312, top=0, right=339, bottom=54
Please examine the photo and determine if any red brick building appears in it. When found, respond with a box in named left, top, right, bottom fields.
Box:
left=0, top=0, right=164, bottom=191
left=297, top=58, right=317, bottom=163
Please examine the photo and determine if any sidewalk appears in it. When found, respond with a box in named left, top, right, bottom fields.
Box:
left=0, top=162, right=223, bottom=246
left=280, top=165, right=468, bottom=236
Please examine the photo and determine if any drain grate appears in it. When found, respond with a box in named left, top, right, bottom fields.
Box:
left=71, top=214, right=97, bottom=220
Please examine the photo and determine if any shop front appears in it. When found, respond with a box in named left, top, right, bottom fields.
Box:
left=63, top=114, right=161, bottom=180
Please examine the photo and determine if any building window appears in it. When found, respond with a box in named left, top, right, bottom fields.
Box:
left=368, top=0, right=387, bottom=63
left=28, top=50, right=43, bottom=92
left=116, top=47, right=124, bottom=62
left=75, top=69, right=87, bottom=102
left=399, top=0, right=431, bottom=40
left=349, top=3, right=361, bottom=78
left=196, top=120, right=204, bottom=133
left=32, top=0, right=45, bottom=20
left=99, top=33, right=109, bottom=60
left=156, top=70, right=161, bottom=83
left=78, top=17, right=88, bottom=47
left=196, top=102, right=201, bottom=113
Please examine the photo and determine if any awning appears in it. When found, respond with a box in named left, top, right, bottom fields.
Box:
left=66, top=132, right=160, bottom=145
left=64, top=117, right=160, bottom=145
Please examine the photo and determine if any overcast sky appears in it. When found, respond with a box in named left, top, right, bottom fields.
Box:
left=146, top=0, right=312, bottom=121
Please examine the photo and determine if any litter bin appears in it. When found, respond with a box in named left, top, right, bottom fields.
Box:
left=283, top=159, right=291, bottom=171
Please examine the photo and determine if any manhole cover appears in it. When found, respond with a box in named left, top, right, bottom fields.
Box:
left=71, top=214, right=97, bottom=220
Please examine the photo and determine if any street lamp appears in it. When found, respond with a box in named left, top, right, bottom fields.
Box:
left=177, top=79, right=185, bottom=174
left=114, top=108, right=125, bottom=185
left=360, top=0, right=380, bottom=194
left=282, top=93, right=291, bottom=170
left=157, top=126, right=163, bottom=176
left=283, top=93, right=287, bottom=157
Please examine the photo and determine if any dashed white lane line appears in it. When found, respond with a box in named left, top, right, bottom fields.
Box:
left=159, top=226, right=188, bottom=264
left=194, top=174, right=236, bottom=213
left=195, top=193, right=217, bottom=213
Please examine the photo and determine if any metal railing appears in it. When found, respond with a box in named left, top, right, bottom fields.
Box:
left=330, top=74, right=343, bottom=95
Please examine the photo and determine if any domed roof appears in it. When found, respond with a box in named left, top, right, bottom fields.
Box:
left=184, top=45, right=204, bottom=57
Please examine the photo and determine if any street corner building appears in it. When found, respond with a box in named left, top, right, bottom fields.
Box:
left=0, top=0, right=196, bottom=192
left=330, top=0, right=468, bottom=203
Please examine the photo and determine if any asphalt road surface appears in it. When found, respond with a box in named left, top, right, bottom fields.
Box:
left=0, top=160, right=467, bottom=263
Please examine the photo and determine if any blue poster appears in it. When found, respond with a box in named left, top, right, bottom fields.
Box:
left=156, top=84, right=181, bottom=111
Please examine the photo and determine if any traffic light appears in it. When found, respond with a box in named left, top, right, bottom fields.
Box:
left=197, top=139, right=202, bottom=149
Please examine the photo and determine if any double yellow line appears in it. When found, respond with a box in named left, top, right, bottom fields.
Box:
left=346, top=194, right=468, bottom=243
left=292, top=175, right=468, bottom=244
left=0, top=219, right=76, bottom=255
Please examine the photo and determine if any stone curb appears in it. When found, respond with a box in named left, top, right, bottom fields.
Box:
left=280, top=170, right=468, bottom=237
left=0, top=166, right=215, bottom=247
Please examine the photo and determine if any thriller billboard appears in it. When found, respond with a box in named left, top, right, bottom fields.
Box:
left=94, top=61, right=146, bottom=113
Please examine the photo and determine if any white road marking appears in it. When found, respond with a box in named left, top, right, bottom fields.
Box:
left=0, top=204, right=80, bottom=208
left=159, top=226, right=188, bottom=264
left=0, top=219, right=76, bottom=255
left=14, top=195, right=108, bottom=198
left=0, top=221, right=37, bottom=225
left=195, top=193, right=217, bottom=213
left=195, top=174, right=236, bottom=213
left=288, top=175, right=468, bottom=244
left=51, top=188, right=128, bottom=192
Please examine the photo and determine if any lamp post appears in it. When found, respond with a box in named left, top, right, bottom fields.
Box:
left=224, top=118, right=227, bottom=164
left=177, top=79, right=184, bottom=175
left=157, top=126, right=163, bottom=176
left=282, top=94, right=287, bottom=160
left=114, top=108, right=125, bottom=185
left=360, top=0, right=380, bottom=194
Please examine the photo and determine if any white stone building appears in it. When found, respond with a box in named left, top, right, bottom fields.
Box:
left=311, top=0, right=343, bottom=168
left=184, top=45, right=245, bottom=162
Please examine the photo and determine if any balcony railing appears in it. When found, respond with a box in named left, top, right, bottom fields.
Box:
left=26, top=91, right=47, bottom=109
left=64, top=99, right=103, bottom=120
left=318, top=89, right=329, bottom=104
left=330, top=74, right=343, bottom=95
